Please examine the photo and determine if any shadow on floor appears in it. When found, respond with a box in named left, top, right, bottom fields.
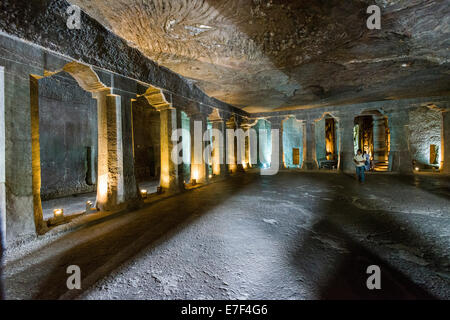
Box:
left=289, top=172, right=444, bottom=299
left=5, top=173, right=257, bottom=300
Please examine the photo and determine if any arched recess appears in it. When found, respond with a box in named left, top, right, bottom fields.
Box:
left=315, top=112, right=340, bottom=170
left=353, top=109, right=390, bottom=172
left=30, top=61, right=114, bottom=234
left=283, top=116, right=304, bottom=168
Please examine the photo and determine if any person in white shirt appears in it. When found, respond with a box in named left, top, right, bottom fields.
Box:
left=353, top=149, right=366, bottom=183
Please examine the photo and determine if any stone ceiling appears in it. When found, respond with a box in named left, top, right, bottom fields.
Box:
left=69, top=0, right=450, bottom=113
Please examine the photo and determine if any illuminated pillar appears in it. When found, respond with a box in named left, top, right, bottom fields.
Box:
left=220, top=119, right=229, bottom=177
left=159, top=106, right=184, bottom=192
left=235, top=118, right=246, bottom=172
left=338, top=115, right=355, bottom=173
left=302, top=120, right=318, bottom=170
left=388, top=110, right=412, bottom=173
left=211, top=120, right=224, bottom=176
left=94, top=91, right=125, bottom=211
left=226, top=117, right=237, bottom=173
left=441, top=110, right=450, bottom=173
left=190, top=113, right=208, bottom=183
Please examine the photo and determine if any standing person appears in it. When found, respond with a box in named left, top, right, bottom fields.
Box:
left=353, top=149, right=366, bottom=183
left=363, top=151, right=371, bottom=172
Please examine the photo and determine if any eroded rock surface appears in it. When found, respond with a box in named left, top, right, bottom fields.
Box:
left=69, top=0, right=450, bottom=112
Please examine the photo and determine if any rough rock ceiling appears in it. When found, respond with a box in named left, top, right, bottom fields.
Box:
left=69, top=0, right=450, bottom=113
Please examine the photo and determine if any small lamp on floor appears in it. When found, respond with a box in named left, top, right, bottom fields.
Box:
left=51, top=208, right=65, bottom=225
left=85, top=201, right=97, bottom=214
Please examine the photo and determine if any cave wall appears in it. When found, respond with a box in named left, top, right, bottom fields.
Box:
left=39, top=72, right=97, bottom=199
left=409, top=106, right=441, bottom=166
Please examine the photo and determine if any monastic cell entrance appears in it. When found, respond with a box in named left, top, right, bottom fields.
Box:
left=131, top=96, right=161, bottom=196
left=283, top=116, right=303, bottom=168
left=315, top=114, right=339, bottom=170
left=354, top=111, right=390, bottom=172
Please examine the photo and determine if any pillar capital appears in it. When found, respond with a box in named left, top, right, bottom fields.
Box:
left=268, top=117, right=283, bottom=128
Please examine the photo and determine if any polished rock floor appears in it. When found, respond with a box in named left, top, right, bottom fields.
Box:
left=4, top=172, right=450, bottom=299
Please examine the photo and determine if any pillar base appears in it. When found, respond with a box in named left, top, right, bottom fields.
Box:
left=302, top=161, right=318, bottom=170
left=390, top=150, right=413, bottom=174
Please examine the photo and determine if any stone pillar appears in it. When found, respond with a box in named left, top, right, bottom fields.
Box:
left=226, top=117, right=237, bottom=173
left=159, top=106, right=184, bottom=192
left=302, top=120, right=318, bottom=170
left=236, top=119, right=246, bottom=172
left=221, top=119, right=229, bottom=176
left=211, top=120, right=225, bottom=176
left=441, top=110, right=450, bottom=174
left=246, top=125, right=257, bottom=168
left=190, top=113, right=208, bottom=183
left=388, top=110, right=412, bottom=173
left=338, top=115, right=355, bottom=173
left=8, top=69, right=42, bottom=241
left=94, top=91, right=126, bottom=211
left=270, top=119, right=285, bottom=170
left=373, top=115, right=388, bottom=163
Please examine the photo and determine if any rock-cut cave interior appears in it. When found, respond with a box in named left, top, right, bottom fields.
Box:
left=0, top=0, right=449, bottom=301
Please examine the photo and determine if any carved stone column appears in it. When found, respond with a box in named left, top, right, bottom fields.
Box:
left=190, top=113, right=208, bottom=183
left=269, top=118, right=285, bottom=170
left=94, top=91, right=126, bottom=211
left=338, top=115, right=355, bottom=173
left=302, top=120, right=318, bottom=170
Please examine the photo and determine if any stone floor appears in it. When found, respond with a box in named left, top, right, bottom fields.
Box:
left=3, top=172, right=450, bottom=300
